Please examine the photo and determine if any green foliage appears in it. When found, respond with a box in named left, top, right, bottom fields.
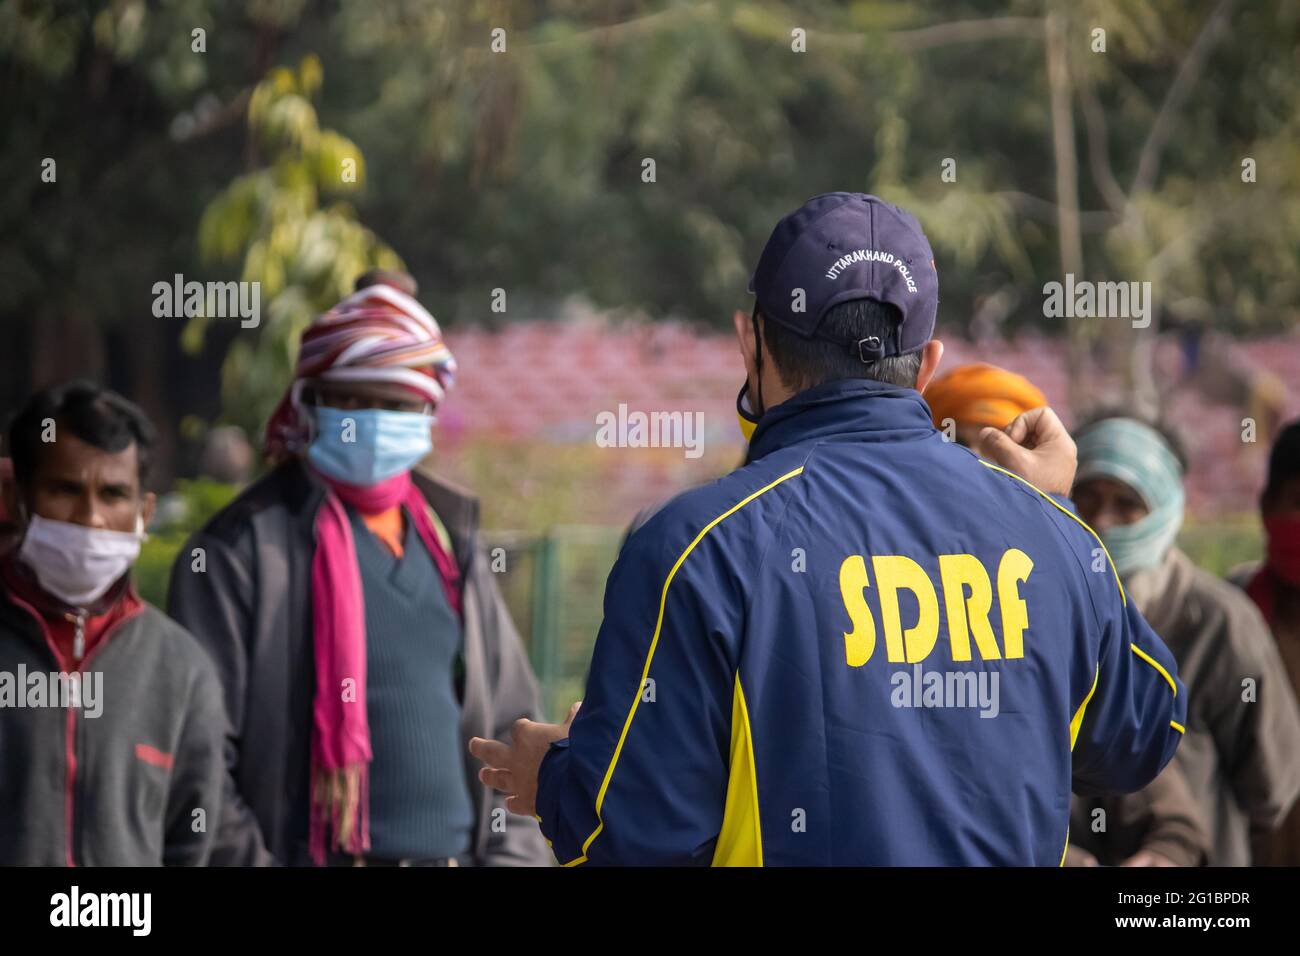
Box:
left=191, top=56, right=404, bottom=437
left=134, top=478, right=240, bottom=607
left=307, top=0, right=1300, bottom=337
left=1179, top=515, right=1263, bottom=580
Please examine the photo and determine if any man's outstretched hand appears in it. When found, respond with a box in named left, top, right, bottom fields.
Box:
left=973, top=405, right=1077, bottom=497
left=469, top=701, right=581, bottom=817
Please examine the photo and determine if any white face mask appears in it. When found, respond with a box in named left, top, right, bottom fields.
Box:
left=17, top=513, right=145, bottom=608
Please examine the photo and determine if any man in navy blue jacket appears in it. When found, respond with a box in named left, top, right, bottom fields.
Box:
left=472, top=193, right=1186, bottom=865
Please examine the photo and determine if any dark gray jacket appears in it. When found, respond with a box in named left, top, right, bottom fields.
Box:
left=166, top=459, right=550, bottom=866
left=1126, top=548, right=1300, bottom=865
left=0, top=587, right=226, bottom=865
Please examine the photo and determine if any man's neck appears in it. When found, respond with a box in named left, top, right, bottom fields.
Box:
left=756, top=370, right=793, bottom=414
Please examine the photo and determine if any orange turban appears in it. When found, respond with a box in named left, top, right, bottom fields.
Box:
left=925, top=363, right=1047, bottom=430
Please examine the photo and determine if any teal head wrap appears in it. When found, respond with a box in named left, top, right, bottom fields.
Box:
left=1074, top=418, right=1185, bottom=577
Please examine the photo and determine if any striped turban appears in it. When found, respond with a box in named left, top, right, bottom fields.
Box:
left=263, top=282, right=457, bottom=459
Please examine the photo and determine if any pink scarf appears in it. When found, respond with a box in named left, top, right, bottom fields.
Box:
left=308, top=468, right=462, bottom=865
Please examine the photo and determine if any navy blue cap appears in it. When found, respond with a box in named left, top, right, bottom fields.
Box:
left=748, top=192, right=939, bottom=360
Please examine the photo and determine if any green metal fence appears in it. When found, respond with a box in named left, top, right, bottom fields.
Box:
left=484, top=526, right=624, bottom=722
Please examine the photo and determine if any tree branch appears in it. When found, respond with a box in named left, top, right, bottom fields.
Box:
left=172, top=89, right=252, bottom=142
left=523, top=10, right=1043, bottom=54
left=524, top=4, right=709, bottom=51
left=1076, top=78, right=1129, bottom=214
left=994, top=191, right=1118, bottom=230
left=886, top=16, right=1044, bottom=52
left=1130, top=0, right=1237, bottom=196
left=1045, top=12, right=1083, bottom=277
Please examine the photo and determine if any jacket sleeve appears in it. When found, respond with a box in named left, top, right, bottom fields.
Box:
left=166, top=530, right=277, bottom=866
left=535, top=526, right=736, bottom=866
left=162, top=651, right=227, bottom=866
left=1070, top=554, right=1188, bottom=796
left=1130, top=756, right=1210, bottom=866
left=1066, top=758, right=1208, bottom=867
left=469, top=542, right=553, bottom=867
left=1210, top=600, right=1300, bottom=841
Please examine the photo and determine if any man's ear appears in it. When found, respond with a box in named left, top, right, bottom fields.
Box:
left=141, top=490, right=157, bottom=529
left=733, top=308, right=758, bottom=381
left=915, top=339, right=945, bottom=393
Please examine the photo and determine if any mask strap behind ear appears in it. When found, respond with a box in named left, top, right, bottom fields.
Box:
left=292, top=379, right=321, bottom=445
left=751, top=303, right=764, bottom=418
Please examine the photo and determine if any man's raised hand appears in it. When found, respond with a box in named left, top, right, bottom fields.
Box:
left=973, top=405, right=1078, bottom=497
left=469, top=701, right=581, bottom=817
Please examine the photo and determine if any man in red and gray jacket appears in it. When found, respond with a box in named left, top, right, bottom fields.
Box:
left=0, top=380, right=226, bottom=865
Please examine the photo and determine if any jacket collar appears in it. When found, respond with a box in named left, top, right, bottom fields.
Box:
left=0, top=550, right=138, bottom=620
left=746, top=377, right=936, bottom=463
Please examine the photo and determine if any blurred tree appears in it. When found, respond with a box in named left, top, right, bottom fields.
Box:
left=2, top=0, right=1298, bottom=465
left=0, top=0, right=313, bottom=478
left=322, top=0, right=1300, bottom=341
left=190, top=55, right=404, bottom=439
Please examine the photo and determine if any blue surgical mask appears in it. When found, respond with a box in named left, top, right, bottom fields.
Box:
left=307, top=406, right=434, bottom=486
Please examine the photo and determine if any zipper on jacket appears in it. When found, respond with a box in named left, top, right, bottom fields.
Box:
left=65, top=611, right=87, bottom=865
left=56, top=610, right=85, bottom=866
left=62, top=608, right=146, bottom=866
left=67, top=611, right=86, bottom=662
left=6, top=592, right=143, bottom=866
